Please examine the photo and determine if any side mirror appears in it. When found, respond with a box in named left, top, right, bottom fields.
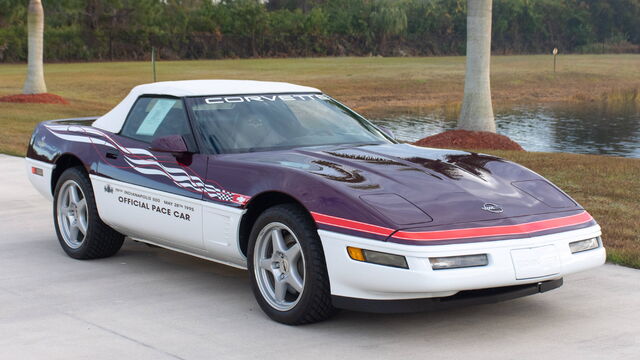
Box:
left=149, top=135, right=189, bottom=154
left=378, top=126, right=396, bottom=140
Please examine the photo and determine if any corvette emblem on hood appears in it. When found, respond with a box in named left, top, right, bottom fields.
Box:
left=481, top=203, right=503, bottom=213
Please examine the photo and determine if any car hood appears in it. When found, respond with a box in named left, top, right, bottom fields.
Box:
left=241, top=143, right=579, bottom=228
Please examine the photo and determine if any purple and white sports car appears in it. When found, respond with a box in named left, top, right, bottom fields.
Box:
left=26, top=80, right=605, bottom=324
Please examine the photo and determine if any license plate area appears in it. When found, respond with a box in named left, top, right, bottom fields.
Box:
left=510, top=245, right=561, bottom=280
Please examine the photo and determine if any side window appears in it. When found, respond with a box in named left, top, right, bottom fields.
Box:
left=120, top=97, right=192, bottom=143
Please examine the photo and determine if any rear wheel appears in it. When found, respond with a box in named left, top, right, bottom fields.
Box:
left=248, top=204, right=336, bottom=324
left=53, top=167, right=124, bottom=259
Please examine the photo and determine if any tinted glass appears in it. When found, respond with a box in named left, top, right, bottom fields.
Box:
left=186, top=94, right=390, bottom=153
left=121, top=97, right=192, bottom=143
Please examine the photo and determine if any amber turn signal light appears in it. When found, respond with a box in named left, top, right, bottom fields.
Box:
left=347, top=246, right=366, bottom=261
left=347, top=246, right=408, bottom=269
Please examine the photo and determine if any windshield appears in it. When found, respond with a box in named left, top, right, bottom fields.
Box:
left=186, top=93, right=391, bottom=154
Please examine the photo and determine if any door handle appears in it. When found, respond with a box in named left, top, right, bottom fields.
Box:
left=106, top=151, right=119, bottom=159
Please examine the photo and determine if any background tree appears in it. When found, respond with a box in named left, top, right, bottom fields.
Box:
left=22, top=0, right=46, bottom=94
left=458, top=0, right=495, bottom=132
left=1, top=0, right=639, bottom=62
left=370, top=1, right=407, bottom=54
left=226, top=0, right=268, bottom=57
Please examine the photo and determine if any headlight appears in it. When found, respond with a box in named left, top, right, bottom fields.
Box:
left=512, top=180, right=576, bottom=208
left=347, top=247, right=408, bottom=269
left=360, top=193, right=432, bottom=225
left=429, top=254, right=488, bottom=270
left=569, top=237, right=600, bottom=253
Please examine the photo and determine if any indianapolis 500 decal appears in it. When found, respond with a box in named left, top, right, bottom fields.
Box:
left=44, top=124, right=250, bottom=206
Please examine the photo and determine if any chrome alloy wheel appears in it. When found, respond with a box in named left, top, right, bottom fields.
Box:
left=253, top=222, right=306, bottom=311
left=56, top=180, right=89, bottom=249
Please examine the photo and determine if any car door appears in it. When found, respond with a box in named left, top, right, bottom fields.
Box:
left=199, top=154, right=252, bottom=266
left=92, top=96, right=208, bottom=251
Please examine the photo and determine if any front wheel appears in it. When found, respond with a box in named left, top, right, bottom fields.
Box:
left=247, top=204, right=336, bottom=324
left=53, top=167, right=124, bottom=259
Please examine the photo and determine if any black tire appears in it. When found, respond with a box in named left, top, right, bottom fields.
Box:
left=53, top=167, right=124, bottom=259
left=247, top=204, right=337, bottom=325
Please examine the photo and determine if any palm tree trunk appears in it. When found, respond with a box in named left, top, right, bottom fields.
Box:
left=458, top=0, right=495, bottom=132
left=23, top=0, right=47, bottom=94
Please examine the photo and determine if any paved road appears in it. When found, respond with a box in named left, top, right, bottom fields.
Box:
left=1, top=154, right=638, bottom=359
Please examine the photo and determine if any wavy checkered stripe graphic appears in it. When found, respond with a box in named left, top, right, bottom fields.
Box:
left=45, top=124, right=250, bottom=205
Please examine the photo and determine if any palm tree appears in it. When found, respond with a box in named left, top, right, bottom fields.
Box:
left=458, top=0, right=495, bottom=132
left=23, top=0, right=47, bottom=94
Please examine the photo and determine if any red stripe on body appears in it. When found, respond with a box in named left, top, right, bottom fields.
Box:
left=311, top=212, right=394, bottom=237
left=312, top=211, right=593, bottom=242
left=393, top=211, right=593, bottom=241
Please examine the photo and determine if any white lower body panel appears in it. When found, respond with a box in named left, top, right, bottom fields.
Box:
left=25, top=158, right=55, bottom=201
left=319, top=225, right=605, bottom=300
left=90, top=175, right=247, bottom=268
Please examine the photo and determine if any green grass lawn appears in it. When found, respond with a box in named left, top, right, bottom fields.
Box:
left=2, top=54, right=639, bottom=156
left=0, top=55, right=639, bottom=268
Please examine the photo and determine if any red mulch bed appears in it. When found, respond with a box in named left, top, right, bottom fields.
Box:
left=0, top=93, right=69, bottom=105
left=414, top=129, right=524, bottom=151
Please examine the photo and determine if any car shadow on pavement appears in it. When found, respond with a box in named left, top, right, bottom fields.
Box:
left=114, top=238, right=561, bottom=332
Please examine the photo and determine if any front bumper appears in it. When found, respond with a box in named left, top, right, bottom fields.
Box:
left=332, top=278, right=563, bottom=313
left=319, top=225, right=605, bottom=303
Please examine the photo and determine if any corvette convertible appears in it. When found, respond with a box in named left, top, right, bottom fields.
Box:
left=25, top=80, right=605, bottom=324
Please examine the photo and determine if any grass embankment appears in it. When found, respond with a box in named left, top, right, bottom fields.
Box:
left=2, top=54, right=639, bottom=155
left=0, top=55, right=638, bottom=268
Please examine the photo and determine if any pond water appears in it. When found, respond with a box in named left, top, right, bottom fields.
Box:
left=371, top=102, right=640, bottom=158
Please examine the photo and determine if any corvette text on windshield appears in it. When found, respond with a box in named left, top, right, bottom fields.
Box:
left=204, top=94, right=330, bottom=104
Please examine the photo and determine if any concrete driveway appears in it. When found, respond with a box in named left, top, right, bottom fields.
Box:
left=1, top=154, right=638, bottom=359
